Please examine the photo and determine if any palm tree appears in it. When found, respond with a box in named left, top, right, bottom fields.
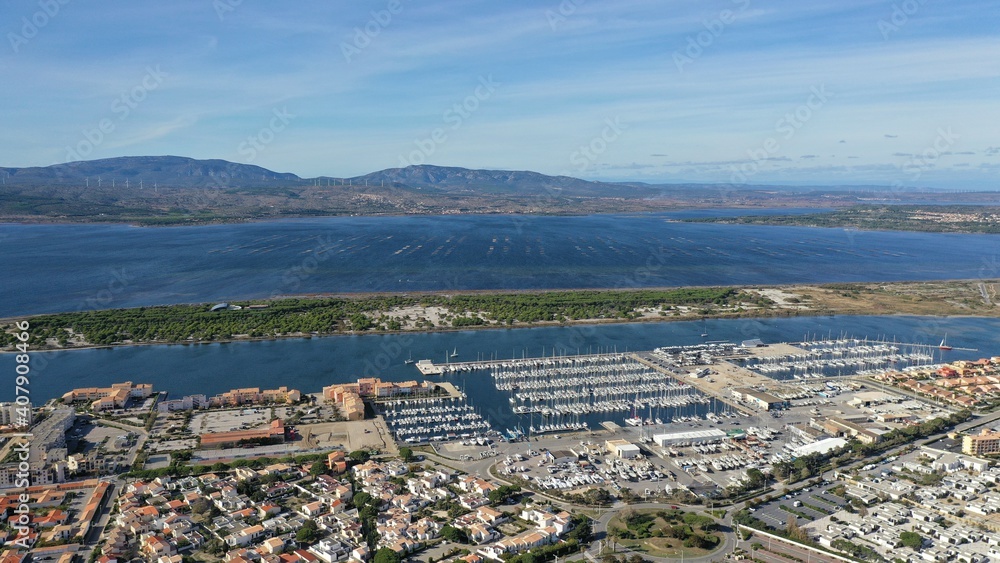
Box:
left=607, top=526, right=622, bottom=553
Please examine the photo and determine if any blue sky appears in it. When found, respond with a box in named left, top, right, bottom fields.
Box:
left=2, top=0, right=998, bottom=188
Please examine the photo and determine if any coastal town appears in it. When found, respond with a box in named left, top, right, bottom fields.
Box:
left=2, top=339, right=1000, bottom=563
left=6, top=4, right=998, bottom=563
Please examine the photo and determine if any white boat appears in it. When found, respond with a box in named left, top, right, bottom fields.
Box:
left=624, top=416, right=643, bottom=427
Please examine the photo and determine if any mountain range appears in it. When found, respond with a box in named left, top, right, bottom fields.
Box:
left=0, top=156, right=658, bottom=198
left=1, top=156, right=994, bottom=225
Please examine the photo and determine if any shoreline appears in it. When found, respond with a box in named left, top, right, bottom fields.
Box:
left=1, top=309, right=773, bottom=354
left=3, top=202, right=999, bottom=234
left=0, top=201, right=868, bottom=229
left=6, top=310, right=1000, bottom=356
left=1, top=277, right=997, bottom=322
left=6, top=311, right=997, bottom=356
left=0, top=206, right=688, bottom=229
left=4, top=278, right=999, bottom=353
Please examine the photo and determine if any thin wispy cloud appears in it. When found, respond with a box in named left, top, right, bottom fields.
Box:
left=0, top=0, right=996, bottom=188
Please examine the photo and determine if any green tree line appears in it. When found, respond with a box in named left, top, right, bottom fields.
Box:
left=687, top=205, right=1000, bottom=234
left=1, top=288, right=764, bottom=347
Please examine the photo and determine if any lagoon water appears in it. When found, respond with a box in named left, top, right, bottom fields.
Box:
left=16, top=315, right=999, bottom=428
left=6, top=213, right=1000, bottom=428
left=3, top=212, right=999, bottom=317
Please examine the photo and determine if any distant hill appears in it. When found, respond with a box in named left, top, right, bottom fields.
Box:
left=0, top=156, right=674, bottom=224
left=0, top=156, right=304, bottom=188
left=2, top=156, right=995, bottom=225
left=347, top=165, right=658, bottom=197
left=0, top=157, right=660, bottom=198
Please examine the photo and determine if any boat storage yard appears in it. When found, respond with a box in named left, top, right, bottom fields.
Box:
left=390, top=338, right=955, bottom=497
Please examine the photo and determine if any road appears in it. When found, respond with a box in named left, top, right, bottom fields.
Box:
left=80, top=477, right=121, bottom=561
left=417, top=406, right=1000, bottom=562
left=587, top=502, right=735, bottom=563
left=93, top=417, right=149, bottom=470
left=417, top=446, right=736, bottom=561
left=737, top=533, right=846, bottom=563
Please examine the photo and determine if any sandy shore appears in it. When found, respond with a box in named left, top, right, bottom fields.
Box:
left=3, top=280, right=998, bottom=353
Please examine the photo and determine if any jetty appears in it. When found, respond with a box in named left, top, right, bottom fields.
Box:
left=415, top=359, right=443, bottom=376
left=414, top=351, right=630, bottom=376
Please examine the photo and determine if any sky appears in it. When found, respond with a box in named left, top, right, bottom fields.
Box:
left=2, top=0, right=998, bottom=189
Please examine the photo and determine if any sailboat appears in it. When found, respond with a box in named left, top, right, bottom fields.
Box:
left=939, top=334, right=953, bottom=351
left=624, top=392, right=643, bottom=426
left=450, top=347, right=459, bottom=358
left=700, top=318, right=709, bottom=338
left=404, top=351, right=415, bottom=364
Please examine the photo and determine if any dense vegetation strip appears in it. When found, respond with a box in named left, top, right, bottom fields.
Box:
left=685, top=205, right=1000, bottom=234
left=1, top=287, right=763, bottom=348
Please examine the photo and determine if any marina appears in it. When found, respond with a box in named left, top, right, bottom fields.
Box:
left=17, top=315, right=995, bottom=413
left=381, top=399, right=492, bottom=444
left=404, top=334, right=980, bottom=440
left=414, top=349, right=736, bottom=433
left=740, top=338, right=942, bottom=380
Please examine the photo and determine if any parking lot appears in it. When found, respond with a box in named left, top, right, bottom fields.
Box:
left=150, top=438, right=199, bottom=452
left=145, top=453, right=172, bottom=469
left=69, top=420, right=134, bottom=454
left=191, top=408, right=270, bottom=434
left=751, top=482, right=849, bottom=528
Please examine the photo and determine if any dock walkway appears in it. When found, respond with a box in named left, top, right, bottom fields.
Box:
left=414, top=351, right=632, bottom=376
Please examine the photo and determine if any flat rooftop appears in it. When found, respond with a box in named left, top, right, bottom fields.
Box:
left=653, top=428, right=728, bottom=441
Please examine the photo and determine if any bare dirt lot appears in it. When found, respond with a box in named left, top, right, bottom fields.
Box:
left=295, top=417, right=397, bottom=455
left=191, top=408, right=269, bottom=434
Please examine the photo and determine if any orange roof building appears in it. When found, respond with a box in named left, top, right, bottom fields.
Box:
left=61, top=382, right=153, bottom=411
left=199, top=419, right=286, bottom=449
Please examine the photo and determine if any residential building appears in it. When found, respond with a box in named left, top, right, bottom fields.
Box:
left=210, top=386, right=302, bottom=407
left=62, top=382, right=153, bottom=411
left=963, top=428, right=1000, bottom=456
left=0, top=402, right=31, bottom=427
left=199, top=419, right=286, bottom=449
left=157, top=394, right=209, bottom=413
